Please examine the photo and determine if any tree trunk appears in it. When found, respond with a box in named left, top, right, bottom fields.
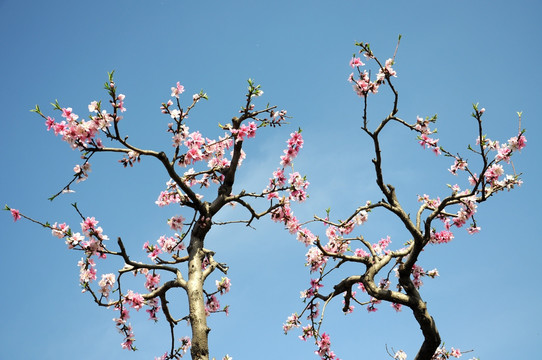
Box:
left=411, top=299, right=441, bottom=360
left=187, top=221, right=211, bottom=360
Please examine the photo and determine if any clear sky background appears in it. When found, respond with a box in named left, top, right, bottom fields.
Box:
left=1, top=1, right=541, bottom=359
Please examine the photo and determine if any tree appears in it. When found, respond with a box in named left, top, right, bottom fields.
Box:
left=6, top=74, right=307, bottom=360
left=279, top=40, right=526, bottom=360
left=5, top=40, right=526, bottom=360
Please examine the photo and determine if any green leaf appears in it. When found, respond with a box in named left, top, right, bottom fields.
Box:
left=51, top=99, right=62, bottom=111
left=30, top=104, right=41, bottom=114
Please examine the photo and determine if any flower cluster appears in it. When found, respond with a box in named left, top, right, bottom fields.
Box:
left=119, top=150, right=141, bottom=167
left=283, top=313, right=301, bottom=334
left=348, top=53, right=396, bottom=97
left=268, top=131, right=309, bottom=236
left=98, top=273, right=116, bottom=298
left=205, top=295, right=220, bottom=316
left=73, top=162, right=91, bottom=182
left=315, top=333, right=339, bottom=360
left=431, top=346, right=463, bottom=359
left=230, top=121, right=257, bottom=143
left=41, top=84, right=125, bottom=152
left=124, top=290, right=145, bottom=311
left=412, top=116, right=440, bottom=155
left=146, top=297, right=161, bottom=322
left=392, top=264, right=439, bottom=290
left=155, top=179, right=188, bottom=207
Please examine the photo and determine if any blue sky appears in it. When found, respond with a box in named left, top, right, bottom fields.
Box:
left=1, top=1, right=541, bottom=359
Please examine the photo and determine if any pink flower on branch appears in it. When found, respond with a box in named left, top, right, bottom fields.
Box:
left=10, top=209, right=21, bottom=222
left=167, top=215, right=185, bottom=231
left=430, top=230, right=454, bottom=244
left=171, top=81, right=185, bottom=98
left=216, top=277, right=231, bottom=294
left=283, top=313, right=301, bottom=334
left=418, top=134, right=441, bottom=155
left=124, top=290, right=145, bottom=310
left=349, top=57, right=364, bottom=68
left=117, top=94, right=126, bottom=112
left=145, top=273, right=161, bottom=291
left=98, top=273, right=116, bottom=298
left=507, top=134, right=526, bottom=151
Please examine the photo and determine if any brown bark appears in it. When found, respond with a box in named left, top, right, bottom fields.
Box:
left=187, top=220, right=211, bottom=360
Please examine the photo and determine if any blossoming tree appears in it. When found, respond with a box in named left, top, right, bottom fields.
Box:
left=6, top=38, right=526, bottom=360
left=279, top=39, right=526, bottom=360
left=6, top=74, right=308, bottom=360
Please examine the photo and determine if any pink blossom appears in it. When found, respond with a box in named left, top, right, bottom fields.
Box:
left=283, top=313, right=301, bottom=333
left=299, top=325, right=314, bottom=341
left=10, top=209, right=21, bottom=222
left=467, top=226, right=481, bottom=234
left=418, top=134, right=440, bottom=155
left=205, top=295, right=220, bottom=315
left=349, top=57, right=364, bottom=68
left=411, top=264, right=424, bottom=288
left=315, top=332, right=338, bottom=360
left=495, top=144, right=512, bottom=163
left=449, top=158, right=467, bottom=175
left=113, top=307, right=130, bottom=326
left=45, top=116, right=55, bottom=130
left=121, top=337, right=134, bottom=350
left=216, top=277, right=231, bottom=294
left=167, top=215, right=185, bottom=231
left=468, top=173, right=479, bottom=186
left=279, top=131, right=304, bottom=166
left=78, top=258, right=97, bottom=284
left=185, top=146, right=203, bottom=165
left=179, top=336, right=192, bottom=356
left=171, top=81, right=185, bottom=98
left=61, top=107, right=78, bottom=122
left=353, top=210, right=368, bottom=225
left=430, top=230, right=454, bottom=244
left=484, top=164, right=504, bottom=183
left=66, top=232, right=85, bottom=249
left=384, top=58, right=397, bottom=77
left=296, top=227, right=316, bottom=246
left=508, top=134, right=526, bottom=151
left=98, top=273, right=116, bottom=298
left=145, top=273, right=161, bottom=290
left=305, top=247, right=328, bottom=272
left=88, top=101, right=99, bottom=113
left=52, top=121, right=67, bottom=136
left=143, top=241, right=163, bottom=261
left=125, top=290, right=145, bottom=310
left=81, top=216, right=99, bottom=234
left=354, top=248, right=370, bottom=258
left=415, top=116, right=432, bottom=134
left=117, top=94, right=126, bottom=112
left=51, top=222, right=69, bottom=238
left=450, top=348, right=462, bottom=358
